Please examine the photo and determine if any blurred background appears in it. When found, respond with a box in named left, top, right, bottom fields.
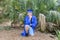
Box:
left=0, top=0, right=60, bottom=40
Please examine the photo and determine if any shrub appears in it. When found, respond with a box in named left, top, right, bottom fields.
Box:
left=46, top=11, right=60, bottom=26
left=56, top=30, right=60, bottom=40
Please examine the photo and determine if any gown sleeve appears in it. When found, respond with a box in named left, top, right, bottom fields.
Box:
left=31, top=16, right=37, bottom=29
left=24, top=16, right=29, bottom=25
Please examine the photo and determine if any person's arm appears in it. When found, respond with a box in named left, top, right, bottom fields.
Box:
left=24, top=16, right=29, bottom=25
left=30, top=16, right=37, bottom=28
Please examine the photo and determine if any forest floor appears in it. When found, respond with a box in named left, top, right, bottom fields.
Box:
left=0, top=21, right=58, bottom=40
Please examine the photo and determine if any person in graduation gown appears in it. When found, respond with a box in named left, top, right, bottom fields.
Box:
left=21, top=9, right=37, bottom=36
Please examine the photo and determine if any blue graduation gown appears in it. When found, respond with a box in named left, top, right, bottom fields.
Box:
left=21, top=15, right=37, bottom=36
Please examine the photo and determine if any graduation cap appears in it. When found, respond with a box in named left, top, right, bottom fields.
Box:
left=27, top=9, right=33, bottom=13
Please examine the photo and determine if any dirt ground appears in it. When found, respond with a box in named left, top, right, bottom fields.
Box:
left=0, top=29, right=57, bottom=40
left=0, top=21, right=58, bottom=40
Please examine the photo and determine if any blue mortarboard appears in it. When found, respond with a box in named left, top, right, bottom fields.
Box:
left=27, top=9, right=33, bottom=13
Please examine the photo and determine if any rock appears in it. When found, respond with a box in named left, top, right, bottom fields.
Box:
left=46, top=22, right=58, bottom=32
left=38, top=13, right=46, bottom=32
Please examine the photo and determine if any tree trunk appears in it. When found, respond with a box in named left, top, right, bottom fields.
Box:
left=39, top=13, right=46, bottom=32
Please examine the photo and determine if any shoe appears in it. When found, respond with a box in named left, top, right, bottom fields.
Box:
left=26, top=33, right=29, bottom=37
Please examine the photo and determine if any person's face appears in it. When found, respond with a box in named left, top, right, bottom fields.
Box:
left=28, top=12, right=32, bottom=17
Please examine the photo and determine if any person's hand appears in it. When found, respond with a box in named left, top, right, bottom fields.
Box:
left=29, top=16, right=32, bottom=20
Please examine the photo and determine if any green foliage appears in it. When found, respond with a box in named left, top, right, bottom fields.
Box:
left=2, top=0, right=20, bottom=21
left=2, top=0, right=55, bottom=16
left=56, top=30, right=60, bottom=40
left=0, top=18, right=4, bottom=23
left=29, top=0, right=55, bottom=16
left=4, top=26, right=11, bottom=30
left=19, top=12, right=26, bottom=23
left=46, top=11, right=60, bottom=25
left=56, top=6, right=60, bottom=12
left=0, top=0, right=56, bottom=22
left=0, top=26, right=11, bottom=30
